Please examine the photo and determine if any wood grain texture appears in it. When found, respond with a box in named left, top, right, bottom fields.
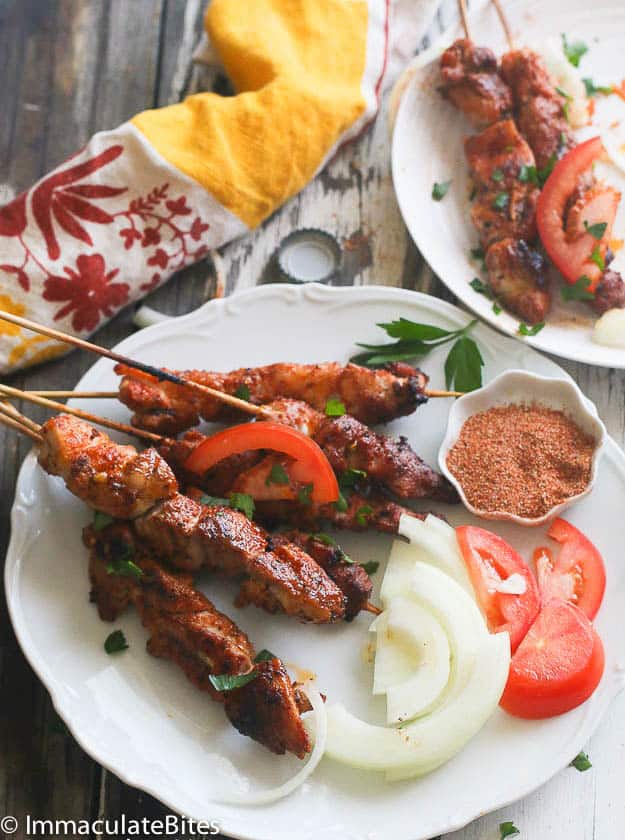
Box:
left=0, top=1, right=623, bottom=838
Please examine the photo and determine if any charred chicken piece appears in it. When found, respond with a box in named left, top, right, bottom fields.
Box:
left=440, top=39, right=513, bottom=127
left=466, top=120, right=540, bottom=249
left=39, top=413, right=178, bottom=519
left=501, top=48, right=573, bottom=170
left=485, top=238, right=551, bottom=324
left=116, top=361, right=429, bottom=435
left=85, top=523, right=311, bottom=757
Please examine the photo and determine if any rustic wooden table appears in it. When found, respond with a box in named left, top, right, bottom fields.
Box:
left=1, top=2, right=624, bottom=838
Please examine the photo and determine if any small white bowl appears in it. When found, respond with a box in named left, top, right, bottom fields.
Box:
left=438, top=369, right=606, bottom=527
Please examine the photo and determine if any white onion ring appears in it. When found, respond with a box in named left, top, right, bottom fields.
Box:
left=216, top=683, right=327, bottom=806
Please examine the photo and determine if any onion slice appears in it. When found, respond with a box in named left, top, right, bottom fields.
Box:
left=216, top=683, right=327, bottom=806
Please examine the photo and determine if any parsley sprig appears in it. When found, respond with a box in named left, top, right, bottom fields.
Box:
left=561, top=276, right=595, bottom=302
left=562, top=33, right=588, bottom=68
left=200, top=492, right=255, bottom=519
left=352, top=318, right=483, bottom=392
left=500, top=821, right=520, bottom=839
left=570, top=750, right=592, bottom=771
left=583, top=78, right=613, bottom=97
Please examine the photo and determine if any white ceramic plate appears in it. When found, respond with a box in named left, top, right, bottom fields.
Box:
left=6, top=284, right=625, bottom=840
left=392, top=0, right=625, bottom=367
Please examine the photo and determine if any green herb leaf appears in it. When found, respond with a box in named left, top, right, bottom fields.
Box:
left=93, top=511, right=114, bottom=531
left=339, top=468, right=368, bottom=490
left=492, top=168, right=504, bottom=182
left=470, top=246, right=485, bottom=260
left=209, top=671, right=258, bottom=692
left=229, top=492, right=255, bottom=519
left=493, top=302, right=502, bottom=315
left=590, top=245, right=605, bottom=271
left=583, top=77, right=613, bottom=97
left=106, top=558, right=143, bottom=579
left=470, top=277, right=494, bottom=299
left=492, top=191, right=509, bottom=210
left=325, top=397, right=346, bottom=417
left=537, top=154, right=557, bottom=186
left=265, top=463, right=290, bottom=486
left=444, top=335, right=484, bottom=392
left=355, top=505, right=374, bottom=527
left=376, top=318, right=453, bottom=341
left=555, top=85, right=572, bottom=100
left=432, top=180, right=451, bottom=201
left=200, top=494, right=230, bottom=507
left=297, top=483, right=313, bottom=506
left=234, top=384, right=251, bottom=401
left=570, top=750, right=592, bottom=772
left=254, top=649, right=276, bottom=663
left=562, top=33, right=588, bottom=67
left=584, top=220, right=608, bottom=239
left=500, top=821, right=520, bottom=839
left=519, top=164, right=538, bottom=185
left=360, top=560, right=380, bottom=576
left=561, top=275, right=596, bottom=302
left=333, top=491, right=349, bottom=513
left=104, top=629, right=129, bottom=655
left=518, top=322, right=545, bottom=336
left=312, top=532, right=337, bottom=546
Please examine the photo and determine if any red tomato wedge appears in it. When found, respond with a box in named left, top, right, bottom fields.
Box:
left=536, top=136, right=619, bottom=292
left=456, top=526, right=541, bottom=653
left=533, top=518, right=606, bottom=621
left=500, top=599, right=605, bottom=719
left=183, top=422, right=339, bottom=504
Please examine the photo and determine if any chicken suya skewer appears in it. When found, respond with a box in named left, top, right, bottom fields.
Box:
left=86, top=521, right=312, bottom=757
left=440, top=34, right=625, bottom=316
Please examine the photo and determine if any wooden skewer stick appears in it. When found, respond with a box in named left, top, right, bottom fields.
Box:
left=0, top=407, right=42, bottom=443
left=0, top=384, right=166, bottom=445
left=0, top=309, right=274, bottom=420
left=0, top=398, right=44, bottom=434
left=29, top=390, right=119, bottom=399
left=363, top=602, right=382, bottom=616
left=458, top=0, right=471, bottom=39
left=491, top=0, right=514, bottom=50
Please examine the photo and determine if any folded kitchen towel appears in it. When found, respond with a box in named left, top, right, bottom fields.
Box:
left=0, top=0, right=437, bottom=373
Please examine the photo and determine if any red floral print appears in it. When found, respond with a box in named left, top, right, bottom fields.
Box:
left=43, top=253, right=129, bottom=332
left=190, top=217, right=209, bottom=241
left=166, top=196, right=191, bottom=216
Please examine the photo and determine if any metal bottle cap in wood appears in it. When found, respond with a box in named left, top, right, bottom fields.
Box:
left=275, top=229, right=342, bottom=284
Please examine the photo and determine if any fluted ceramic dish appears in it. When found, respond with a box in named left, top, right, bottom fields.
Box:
left=5, top=285, right=625, bottom=840
left=438, top=370, right=607, bottom=527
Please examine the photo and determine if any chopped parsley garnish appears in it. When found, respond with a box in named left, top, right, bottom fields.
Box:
left=297, top=483, right=313, bottom=506
left=538, top=154, right=557, bottom=185
left=562, top=33, right=588, bottom=68
left=360, top=560, right=380, bottom=576
left=518, top=322, right=545, bottom=336
left=93, top=511, right=114, bottom=531
left=234, top=384, right=251, bottom=401
left=493, top=302, right=502, bottom=315
left=106, top=542, right=143, bottom=579
left=209, top=671, right=258, bottom=692
left=492, top=168, right=504, bottom=182
left=254, top=649, right=275, bottom=663
left=432, top=180, right=451, bottom=201
left=583, top=77, right=613, bottom=97
left=355, top=505, right=374, bottom=527
left=470, top=277, right=494, bottom=299
left=104, top=629, right=129, bottom=655
left=200, top=494, right=230, bottom=507
left=492, top=191, right=509, bottom=210
left=313, top=532, right=337, bottom=546
left=555, top=86, right=572, bottom=100
left=590, top=245, right=605, bottom=271
left=265, top=463, right=290, bottom=486
left=519, top=164, right=537, bottom=185
left=584, top=220, right=608, bottom=240
left=561, top=275, right=595, bottom=301
left=333, top=491, right=349, bottom=513
left=470, top=246, right=485, bottom=260
left=230, top=492, right=255, bottom=519
left=339, top=468, right=368, bottom=490
left=325, top=397, right=346, bottom=417
left=352, top=317, right=484, bottom=392
left=570, top=750, right=592, bottom=772
left=500, top=821, right=520, bottom=839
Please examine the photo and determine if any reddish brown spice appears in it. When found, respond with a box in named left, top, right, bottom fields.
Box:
left=446, top=403, right=596, bottom=519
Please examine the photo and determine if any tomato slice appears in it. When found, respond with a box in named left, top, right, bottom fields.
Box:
left=456, top=526, right=541, bottom=653
left=500, top=599, right=605, bottom=719
left=533, top=518, right=606, bottom=621
left=536, top=136, right=619, bottom=291
left=183, top=422, right=339, bottom=504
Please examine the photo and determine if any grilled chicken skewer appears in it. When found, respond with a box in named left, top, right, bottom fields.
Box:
left=86, top=521, right=312, bottom=757
left=37, top=413, right=385, bottom=622
left=115, top=361, right=430, bottom=436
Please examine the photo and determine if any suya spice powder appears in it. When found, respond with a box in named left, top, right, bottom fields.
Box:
left=446, top=402, right=596, bottom=519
